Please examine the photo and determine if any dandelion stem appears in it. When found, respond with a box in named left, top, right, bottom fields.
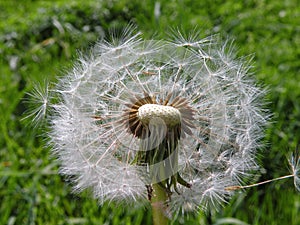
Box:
left=225, top=174, right=294, bottom=191
left=151, top=183, right=170, bottom=225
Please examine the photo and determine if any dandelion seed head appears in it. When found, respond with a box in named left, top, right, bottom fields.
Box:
left=31, top=26, right=268, bottom=215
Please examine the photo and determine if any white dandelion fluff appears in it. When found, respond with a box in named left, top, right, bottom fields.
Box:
left=32, top=26, right=268, bottom=216
left=288, top=151, right=300, bottom=192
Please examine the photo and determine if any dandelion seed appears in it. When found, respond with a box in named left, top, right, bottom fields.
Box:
left=23, top=81, right=50, bottom=127
left=30, top=26, right=268, bottom=220
left=288, top=151, right=300, bottom=192
left=225, top=150, right=300, bottom=193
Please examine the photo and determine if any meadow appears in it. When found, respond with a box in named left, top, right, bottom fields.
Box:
left=0, top=0, right=299, bottom=224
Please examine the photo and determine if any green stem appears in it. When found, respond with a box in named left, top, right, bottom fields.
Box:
left=151, top=183, right=170, bottom=225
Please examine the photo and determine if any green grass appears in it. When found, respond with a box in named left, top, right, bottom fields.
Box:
left=0, top=0, right=299, bottom=224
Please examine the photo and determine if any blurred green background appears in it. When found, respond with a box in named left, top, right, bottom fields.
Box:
left=0, top=0, right=299, bottom=224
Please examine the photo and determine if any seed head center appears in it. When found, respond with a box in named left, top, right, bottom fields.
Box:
left=137, top=104, right=181, bottom=127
